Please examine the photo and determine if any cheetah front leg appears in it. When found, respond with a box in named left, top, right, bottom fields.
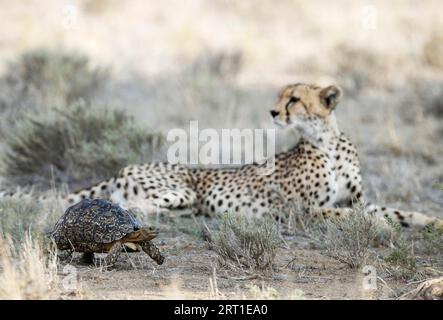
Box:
left=144, top=188, right=197, bottom=214
left=107, top=177, right=197, bottom=215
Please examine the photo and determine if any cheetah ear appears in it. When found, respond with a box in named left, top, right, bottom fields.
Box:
left=320, top=85, right=342, bottom=110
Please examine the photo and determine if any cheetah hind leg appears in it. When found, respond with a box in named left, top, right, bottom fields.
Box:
left=142, top=203, right=173, bottom=215
left=104, top=242, right=122, bottom=267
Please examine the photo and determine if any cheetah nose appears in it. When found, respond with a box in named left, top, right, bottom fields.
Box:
left=270, top=110, right=279, bottom=118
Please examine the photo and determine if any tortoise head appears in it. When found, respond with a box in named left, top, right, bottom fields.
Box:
left=124, top=226, right=158, bottom=242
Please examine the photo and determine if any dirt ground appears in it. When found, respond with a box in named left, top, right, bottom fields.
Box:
left=55, top=215, right=414, bottom=300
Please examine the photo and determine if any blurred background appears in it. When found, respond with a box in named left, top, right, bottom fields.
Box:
left=0, top=0, right=442, bottom=216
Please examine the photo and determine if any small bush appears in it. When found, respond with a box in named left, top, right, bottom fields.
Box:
left=209, top=213, right=282, bottom=272
left=0, top=49, right=108, bottom=134
left=418, top=225, right=443, bottom=255
left=384, top=243, right=417, bottom=280
left=310, top=205, right=390, bottom=269
left=2, top=102, right=163, bottom=189
left=4, top=49, right=107, bottom=105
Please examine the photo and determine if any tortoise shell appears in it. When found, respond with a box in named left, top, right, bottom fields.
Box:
left=50, top=199, right=142, bottom=252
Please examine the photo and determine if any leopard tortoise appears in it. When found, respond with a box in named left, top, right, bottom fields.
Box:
left=50, top=198, right=164, bottom=266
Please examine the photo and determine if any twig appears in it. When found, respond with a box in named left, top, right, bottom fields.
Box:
left=282, top=256, right=298, bottom=269
left=377, top=276, right=395, bottom=294
left=218, top=274, right=261, bottom=281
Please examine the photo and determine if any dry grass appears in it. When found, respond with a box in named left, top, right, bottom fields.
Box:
left=245, top=284, right=305, bottom=300
left=0, top=195, right=62, bottom=244
left=209, top=213, right=282, bottom=273
left=0, top=233, right=59, bottom=299
left=399, top=277, right=443, bottom=300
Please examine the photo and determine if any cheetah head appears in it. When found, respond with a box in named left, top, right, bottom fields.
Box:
left=270, top=83, right=342, bottom=143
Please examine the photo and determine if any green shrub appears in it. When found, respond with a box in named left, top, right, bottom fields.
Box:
left=417, top=221, right=443, bottom=256
left=209, top=213, right=282, bottom=272
left=384, top=243, right=417, bottom=280
left=0, top=49, right=108, bottom=133
left=2, top=102, right=163, bottom=189
left=383, top=218, right=417, bottom=280
left=5, top=49, right=107, bottom=105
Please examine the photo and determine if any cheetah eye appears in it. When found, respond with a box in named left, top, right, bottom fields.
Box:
left=285, top=96, right=299, bottom=109
left=289, top=97, right=299, bottom=104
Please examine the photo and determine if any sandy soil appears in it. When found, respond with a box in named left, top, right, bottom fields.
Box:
left=56, top=215, right=413, bottom=300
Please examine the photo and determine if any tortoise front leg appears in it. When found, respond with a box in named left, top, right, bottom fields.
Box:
left=104, top=242, right=122, bottom=267
left=141, top=241, right=165, bottom=265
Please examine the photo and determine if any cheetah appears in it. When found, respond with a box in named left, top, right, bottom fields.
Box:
left=56, top=83, right=443, bottom=229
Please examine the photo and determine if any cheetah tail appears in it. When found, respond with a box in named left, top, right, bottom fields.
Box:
left=366, top=204, right=443, bottom=229
left=316, top=205, right=442, bottom=230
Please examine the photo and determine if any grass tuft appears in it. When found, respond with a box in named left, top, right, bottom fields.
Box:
left=0, top=233, right=59, bottom=299
left=309, top=205, right=391, bottom=269
left=0, top=196, right=62, bottom=245
left=209, top=213, right=282, bottom=272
